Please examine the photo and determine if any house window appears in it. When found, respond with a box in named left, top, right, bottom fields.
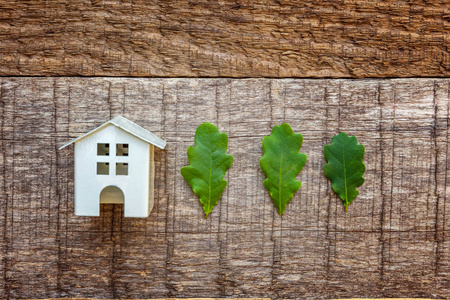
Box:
left=97, top=143, right=128, bottom=176
left=97, top=162, right=109, bottom=175
left=116, top=163, right=128, bottom=175
left=116, top=144, right=129, bottom=156
left=97, top=143, right=110, bottom=156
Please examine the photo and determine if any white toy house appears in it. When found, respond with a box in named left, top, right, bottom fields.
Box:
left=59, top=116, right=166, bottom=217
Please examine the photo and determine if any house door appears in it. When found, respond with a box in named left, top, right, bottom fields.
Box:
left=100, top=186, right=124, bottom=204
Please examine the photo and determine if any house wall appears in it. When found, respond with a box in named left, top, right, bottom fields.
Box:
left=74, top=124, right=151, bottom=217
left=149, top=144, right=155, bottom=214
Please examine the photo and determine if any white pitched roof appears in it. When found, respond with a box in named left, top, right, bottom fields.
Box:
left=59, top=116, right=166, bottom=150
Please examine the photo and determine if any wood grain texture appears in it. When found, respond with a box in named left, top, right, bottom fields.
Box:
left=0, top=0, right=450, bottom=78
left=0, top=77, right=449, bottom=299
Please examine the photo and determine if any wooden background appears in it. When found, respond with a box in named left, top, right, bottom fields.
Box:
left=0, top=0, right=450, bottom=77
left=0, top=78, right=449, bottom=299
left=1, top=0, right=450, bottom=299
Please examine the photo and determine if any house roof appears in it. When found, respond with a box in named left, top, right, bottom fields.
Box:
left=59, top=116, right=166, bottom=150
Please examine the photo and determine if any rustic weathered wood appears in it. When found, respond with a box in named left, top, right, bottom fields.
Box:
left=0, top=1, right=449, bottom=78
left=0, top=78, right=449, bottom=299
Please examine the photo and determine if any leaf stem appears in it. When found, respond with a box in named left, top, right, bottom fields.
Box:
left=278, top=154, right=283, bottom=214
left=207, top=152, right=213, bottom=216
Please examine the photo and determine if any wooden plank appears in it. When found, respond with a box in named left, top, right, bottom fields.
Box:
left=38, top=298, right=270, bottom=300
left=0, top=78, right=449, bottom=299
left=37, top=299, right=269, bottom=300
left=0, top=1, right=449, bottom=78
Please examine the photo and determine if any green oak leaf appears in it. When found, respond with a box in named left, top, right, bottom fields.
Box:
left=260, top=123, right=307, bottom=215
left=323, top=132, right=366, bottom=212
left=181, top=122, right=234, bottom=218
